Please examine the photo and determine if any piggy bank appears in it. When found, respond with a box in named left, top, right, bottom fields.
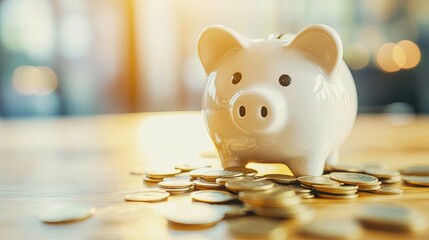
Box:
left=197, top=25, right=357, bottom=176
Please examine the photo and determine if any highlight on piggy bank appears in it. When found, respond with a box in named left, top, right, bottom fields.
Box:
left=198, top=25, right=357, bottom=177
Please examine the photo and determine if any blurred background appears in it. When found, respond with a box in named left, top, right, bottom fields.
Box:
left=0, top=0, right=427, bottom=118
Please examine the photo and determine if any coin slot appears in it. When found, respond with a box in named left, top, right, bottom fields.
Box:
left=239, top=106, right=246, bottom=117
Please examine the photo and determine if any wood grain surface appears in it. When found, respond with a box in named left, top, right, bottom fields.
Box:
left=0, top=112, right=428, bottom=239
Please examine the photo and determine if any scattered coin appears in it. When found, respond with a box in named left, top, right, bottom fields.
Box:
left=38, top=204, right=96, bottom=223
left=357, top=204, right=428, bottom=232
left=300, top=219, right=363, bottom=240
left=365, top=167, right=400, bottom=178
left=202, top=169, right=243, bottom=180
left=158, top=180, right=193, bottom=189
left=318, top=193, right=358, bottom=200
left=228, top=217, right=287, bottom=238
left=175, top=162, right=211, bottom=171
left=193, top=179, right=223, bottom=189
left=402, top=175, right=429, bottom=187
left=124, top=190, right=170, bottom=202
left=250, top=204, right=314, bottom=219
left=298, top=176, right=340, bottom=187
left=224, top=167, right=258, bottom=176
left=357, top=182, right=382, bottom=191
left=163, top=175, right=192, bottom=181
left=145, top=166, right=181, bottom=179
left=224, top=207, right=250, bottom=218
left=143, top=175, right=164, bottom=183
left=330, top=172, right=378, bottom=186
left=163, top=202, right=224, bottom=225
left=189, top=167, right=215, bottom=178
left=239, top=188, right=299, bottom=208
left=370, top=186, right=403, bottom=195
left=263, top=174, right=297, bottom=184
left=400, top=165, right=429, bottom=176
left=379, top=175, right=402, bottom=184
left=216, top=176, right=245, bottom=185
left=160, top=186, right=193, bottom=194
left=225, top=180, right=274, bottom=192
left=191, top=190, right=237, bottom=203
left=313, top=185, right=358, bottom=195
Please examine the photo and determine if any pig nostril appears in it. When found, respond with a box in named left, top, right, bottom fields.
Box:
left=239, top=106, right=246, bottom=117
left=261, top=106, right=268, bottom=118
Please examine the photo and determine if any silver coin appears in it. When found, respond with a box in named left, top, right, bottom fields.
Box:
left=163, top=202, right=224, bottom=225
left=263, top=174, right=297, bottom=184
left=202, top=169, right=243, bottom=179
left=400, top=165, right=429, bottom=176
left=330, top=172, right=378, bottom=186
left=38, top=204, right=96, bottom=223
left=300, top=220, right=363, bottom=239
left=365, top=167, right=400, bottom=178
left=225, top=180, right=274, bottom=192
left=298, top=176, right=340, bottom=186
left=191, top=190, right=237, bottom=203
left=224, top=167, right=258, bottom=176
left=402, top=175, right=429, bottom=187
left=125, top=190, right=170, bottom=202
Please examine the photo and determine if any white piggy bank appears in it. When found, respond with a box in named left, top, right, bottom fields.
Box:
left=198, top=25, right=357, bottom=176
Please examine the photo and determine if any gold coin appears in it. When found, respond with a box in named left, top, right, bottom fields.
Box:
left=228, top=217, right=286, bottom=237
left=365, top=167, right=400, bottom=178
left=124, top=190, right=170, bottom=202
left=370, top=186, right=403, bottom=195
left=96, top=202, right=156, bottom=224
left=300, top=220, right=363, bottom=240
left=379, top=175, right=402, bottom=184
left=163, top=202, right=224, bottom=225
left=145, top=166, right=181, bottom=178
left=330, top=172, right=378, bottom=186
left=357, top=204, right=428, bottom=232
left=313, top=185, right=358, bottom=195
left=402, top=175, right=429, bottom=187
left=298, top=176, right=340, bottom=187
left=189, top=167, right=215, bottom=178
left=202, top=169, right=243, bottom=180
left=143, top=175, right=164, bottom=183
left=264, top=174, right=297, bottom=184
left=158, top=180, right=193, bottom=189
left=400, top=165, right=429, bottom=176
left=175, top=162, right=211, bottom=171
left=225, top=180, right=274, bottom=192
left=160, top=186, right=193, bottom=194
left=357, top=182, right=382, bottom=191
left=38, top=204, right=96, bottom=223
left=191, top=190, right=237, bottom=203
left=239, top=187, right=299, bottom=207
left=224, top=207, right=250, bottom=218
left=193, top=179, right=223, bottom=189
left=317, top=193, right=358, bottom=200
left=224, top=167, right=258, bottom=176
left=163, top=175, right=192, bottom=181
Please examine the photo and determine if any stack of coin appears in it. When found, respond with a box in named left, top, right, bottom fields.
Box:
left=143, top=166, right=181, bottom=183
left=157, top=179, right=194, bottom=194
left=399, top=165, right=429, bottom=187
left=225, top=179, right=274, bottom=192
left=365, top=167, right=401, bottom=184
left=297, top=175, right=341, bottom=188
left=313, top=185, right=359, bottom=199
left=356, top=204, right=428, bottom=232
left=330, top=172, right=381, bottom=192
left=238, top=187, right=315, bottom=220
left=263, top=174, right=297, bottom=184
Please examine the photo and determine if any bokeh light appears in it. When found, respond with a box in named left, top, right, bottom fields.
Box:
left=345, top=44, right=370, bottom=70
left=396, top=40, right=421, bottom=69
left=12, top=66, right=58, bottom=96
left=376, top=43, right=401, bottom=73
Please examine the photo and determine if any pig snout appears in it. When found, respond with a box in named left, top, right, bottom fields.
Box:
left=230, top=88, right=287, bottom=133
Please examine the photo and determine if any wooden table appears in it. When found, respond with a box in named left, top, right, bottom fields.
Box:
left=0, top=112, right=428, bottom=239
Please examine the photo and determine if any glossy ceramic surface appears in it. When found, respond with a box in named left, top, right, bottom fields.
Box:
left=198, top=24, right=357, bottom=176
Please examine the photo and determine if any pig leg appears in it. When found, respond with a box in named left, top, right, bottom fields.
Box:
left=218, top=153, right=247, bottom=168
left=326, top=148, right=339, bottom=166
left=287, top=152, right=327, bottom=177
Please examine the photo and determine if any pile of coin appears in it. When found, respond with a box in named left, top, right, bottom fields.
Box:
left=330, top=172, right=382, bottom=192
left=356, top=204, right=428, bottom=232
left=400, top=165, right=429, bottom=187
left=238, top=187, right=315, bottom=220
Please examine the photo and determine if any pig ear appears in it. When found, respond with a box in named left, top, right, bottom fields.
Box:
left=198, top=25, right=249, bottom=74
left=287, top=24, right=343, bottom=77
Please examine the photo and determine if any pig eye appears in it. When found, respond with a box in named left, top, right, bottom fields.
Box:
left=231, top=72, right=242, bottom=84
left=279, top=74, right=291, bottom=87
